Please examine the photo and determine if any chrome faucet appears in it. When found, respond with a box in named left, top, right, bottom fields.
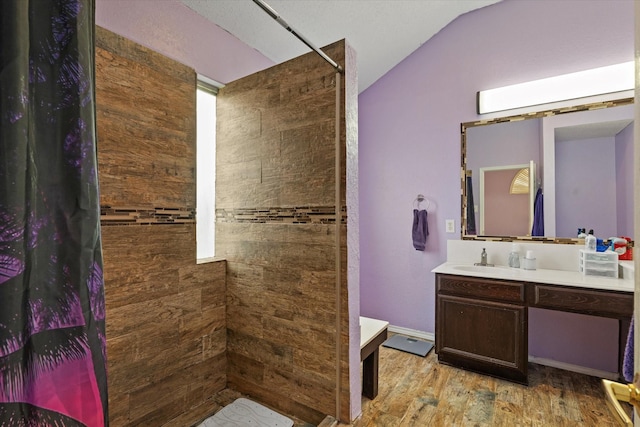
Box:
left=474, top=248, right=493, bottom=266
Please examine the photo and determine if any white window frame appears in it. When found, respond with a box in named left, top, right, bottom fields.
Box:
left=196, top=77, right=220, bottom=262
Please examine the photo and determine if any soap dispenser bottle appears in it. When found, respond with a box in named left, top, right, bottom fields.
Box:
left=480, top=248, right=488, bottom=266
left=585, top=231, right=597, bottom=252
left=508, top=243, right=520, bottom=268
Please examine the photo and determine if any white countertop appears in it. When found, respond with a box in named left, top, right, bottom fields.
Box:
left=431, top=262, right=633, bottom=293
left=360, top=316, right=389, bottom=349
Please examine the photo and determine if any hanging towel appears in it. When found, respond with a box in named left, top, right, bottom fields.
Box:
left=412, top=209, right=429, bottom=251
left=624, top=317, right=634, bottom=382
left=531, top=188, right=544, bottom=236
left=466, top=176, right=477, bottom=235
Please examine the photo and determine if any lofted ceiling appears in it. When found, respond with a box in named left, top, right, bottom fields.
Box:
left=180, top=0, right=502, bottom=93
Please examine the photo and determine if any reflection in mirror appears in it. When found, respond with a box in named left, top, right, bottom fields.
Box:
left=479, top=162, right=535, bottom=236
left=543, top=103, right=634, bottom=238
left=461, top=98, right=634, bottom=243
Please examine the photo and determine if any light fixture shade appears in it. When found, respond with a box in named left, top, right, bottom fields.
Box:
left=477, top=61, right=634, bottom=114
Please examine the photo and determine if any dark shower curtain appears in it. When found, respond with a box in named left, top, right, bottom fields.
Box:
left=0, top=1, right=108, bottom=426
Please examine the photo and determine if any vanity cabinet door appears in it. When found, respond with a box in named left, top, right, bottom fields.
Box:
left=435, top=274, right=528, bottom=384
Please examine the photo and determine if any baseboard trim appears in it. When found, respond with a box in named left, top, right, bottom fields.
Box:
left=527, top=355, right=619, bottom=380
left=388, top=325, right=618, bottom=380
left=388, top=325, right=435, bottom=342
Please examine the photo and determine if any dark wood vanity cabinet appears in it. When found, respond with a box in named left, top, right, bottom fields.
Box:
left=435, top=272, right=633, bottom=385
left=435, top=274, right=528, bottom=384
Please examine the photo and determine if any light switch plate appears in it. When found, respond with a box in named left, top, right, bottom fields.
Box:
left=445, top=219, right=455, bottom=233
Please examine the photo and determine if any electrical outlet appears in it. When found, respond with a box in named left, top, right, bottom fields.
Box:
left=445, top=219, right=455, bottom=233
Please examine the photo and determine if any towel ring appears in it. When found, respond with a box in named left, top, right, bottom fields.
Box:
left=414, top=194, right=431, bottom=210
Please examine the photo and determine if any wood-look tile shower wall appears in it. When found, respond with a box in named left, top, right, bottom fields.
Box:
left=216, top=41, right=352, bottom=423
left=95, top=27, right=226, bottom=426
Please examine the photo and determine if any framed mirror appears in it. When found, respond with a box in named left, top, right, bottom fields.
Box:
left=461, top=97, right=634, bottom=243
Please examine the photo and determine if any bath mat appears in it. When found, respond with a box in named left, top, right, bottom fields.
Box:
left=198, top=398, right=293, bottom=427
left=382, top=335, right=433, bottom=357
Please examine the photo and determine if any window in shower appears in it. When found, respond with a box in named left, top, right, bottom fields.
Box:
left=196, top=80, right=218, bottom=261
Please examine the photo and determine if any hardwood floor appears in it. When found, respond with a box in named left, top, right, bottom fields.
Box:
left=204, top=335, right=628, bottom=426
left=342, top=336, right=626, bottom=427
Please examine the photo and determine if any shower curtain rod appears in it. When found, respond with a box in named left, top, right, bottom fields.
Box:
left=252, top=0, right=344, bottom=74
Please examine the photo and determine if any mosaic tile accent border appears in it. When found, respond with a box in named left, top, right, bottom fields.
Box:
left=101, top=206, right=195, bottom=226
left=462, top=97, right=633, bottom=130
left=216, top=206, right=347, bottom=224
left=462, top=235, right=583, bottom=244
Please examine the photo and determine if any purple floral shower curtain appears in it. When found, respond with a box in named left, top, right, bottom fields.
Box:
left=0, top=0, right=108, bottom=426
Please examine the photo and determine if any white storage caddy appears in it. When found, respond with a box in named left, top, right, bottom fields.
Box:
left=579, top=249, right=619, bottom=278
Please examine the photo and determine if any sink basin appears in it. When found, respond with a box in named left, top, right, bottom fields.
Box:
left=451, top=265, right=511, bottom=273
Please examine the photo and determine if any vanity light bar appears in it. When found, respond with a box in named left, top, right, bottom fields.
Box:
left=477, top=61, right=634, bottom=114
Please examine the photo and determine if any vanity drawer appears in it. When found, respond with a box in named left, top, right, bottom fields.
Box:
left=528, top=284, right=633, bottom=318
left=436, top=274, right=526, bottom=303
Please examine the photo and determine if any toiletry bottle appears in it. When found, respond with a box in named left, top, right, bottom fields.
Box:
left=481, top=248, right=487, bottom=266
left=523, top=250, right=536, bottom=270
left=508, top=243, right=520, bottom=268
left=585, top=231, right=597, bottom=251
left=611, top=237, right=627, bottom=255
left=620, top=237, right=633, bottom=260
left=577, top=228, right=587, bottom=239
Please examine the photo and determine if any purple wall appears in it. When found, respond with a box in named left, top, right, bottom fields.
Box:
left=467, top=119, right=541, bottom=174
left=359, top=0, right=633, bottom=372
left=617, top=123, right=634, bottom=238
left=555, top=136, right=617, bottom=238
left=528, top=309, right=619, bottom=372
left=95, top=0, right=274, bottom=84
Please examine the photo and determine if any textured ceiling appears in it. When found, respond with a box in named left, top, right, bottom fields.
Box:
left=180, top=0, right=501, bottom=92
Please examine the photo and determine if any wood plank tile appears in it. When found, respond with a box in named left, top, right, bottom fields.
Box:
left=334, top=333, right=622, bottom=427
left=96, top=26, right=196, bottom=210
